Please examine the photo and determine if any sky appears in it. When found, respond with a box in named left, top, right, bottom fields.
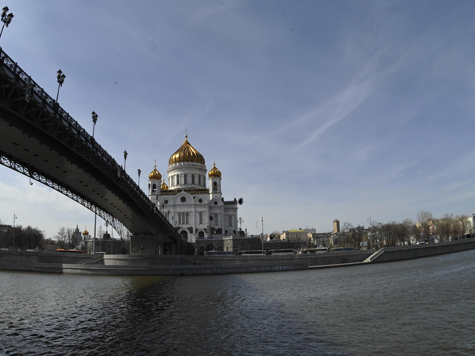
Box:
left=1, top=0, right=475, bottom=238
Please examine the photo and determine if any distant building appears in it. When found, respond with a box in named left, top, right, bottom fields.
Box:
left=465, top=214, right=475, bottom=236
left=280, top=228, right=315, bottom=242
left=333, top=220, right=340, bottom=233
left=0, top=224, right=11, bottom=234
left=72, top=225, right=82, bottom=248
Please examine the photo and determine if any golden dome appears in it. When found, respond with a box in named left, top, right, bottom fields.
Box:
left=83, top=229, right=89, bottom=236
left=169, top=135, right=205, bottom=165
left=149, top=165, right=162, bottom=180
left=208, top=163, right=222, bottom=178
left=161, top=179, right=169, bottom=191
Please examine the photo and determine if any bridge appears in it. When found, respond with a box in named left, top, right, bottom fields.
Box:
left=0, top=47, right=187, bottom=254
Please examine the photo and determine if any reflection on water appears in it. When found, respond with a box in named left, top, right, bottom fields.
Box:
left=1, top=250, right=475, bottom=355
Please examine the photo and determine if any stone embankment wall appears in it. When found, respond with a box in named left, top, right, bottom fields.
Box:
left=2, top=239, right=475, bottom=276
left=373, top=238, right=475, bottom=263
left=0, top=250, right=96, bottom=272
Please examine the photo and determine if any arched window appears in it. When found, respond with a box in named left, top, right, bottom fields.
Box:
left=213, top=181, right=217, bottom=192
left=152, top=184, right=157, bottom=193
left=184, top=174, right=187, bottom=184
left=176, top=175, right=180, bottom=185
left=192, top=174, right=195, bottom=184
left=198, top=231, right=205, bottom=238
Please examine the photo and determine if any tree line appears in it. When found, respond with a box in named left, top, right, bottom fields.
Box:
left=336, top=210, right=471, bottom=249
left=0, top=225, right=45, bottom=250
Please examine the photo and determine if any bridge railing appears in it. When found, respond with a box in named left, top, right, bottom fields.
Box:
left=0, top=47, right=180, bottom=241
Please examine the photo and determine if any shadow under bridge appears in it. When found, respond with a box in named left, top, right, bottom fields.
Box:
left=0, top=47, right=186, bottom=254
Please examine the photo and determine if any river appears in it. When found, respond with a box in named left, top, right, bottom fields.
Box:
left=1, top=250, right=474, bottom=355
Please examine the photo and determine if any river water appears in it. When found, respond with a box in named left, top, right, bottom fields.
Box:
left=1, top=250, right=474, bottom=356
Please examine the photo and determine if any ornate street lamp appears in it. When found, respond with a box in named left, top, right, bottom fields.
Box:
left=137, top=169, right=141, bottom=185
left=91, top=111, right=98, bottom=138
left=56, top=69, right=66, bottom=103
left=123, top=150, right=128, bottom=171
left=0, top=6, right=13, bottom=39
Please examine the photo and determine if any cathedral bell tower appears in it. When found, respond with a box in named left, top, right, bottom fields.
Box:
left=208, top=163, right=222, bottom=199
left=148, top=165, right=162, bottom=203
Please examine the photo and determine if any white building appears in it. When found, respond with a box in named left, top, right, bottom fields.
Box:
left=148, top=135, right=238, bottom=243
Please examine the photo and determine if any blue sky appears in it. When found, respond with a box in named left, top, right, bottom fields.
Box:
left=1, top=0, right=475, bottom=238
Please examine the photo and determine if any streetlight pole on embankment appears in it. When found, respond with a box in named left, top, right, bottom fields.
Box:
left=91, top=111, right=98, bottom=254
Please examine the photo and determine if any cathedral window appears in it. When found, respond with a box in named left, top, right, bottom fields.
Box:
left=184, top=174, right=187, bottom=184
left=192, top=174, right=195, bottom=184
left=178, top=212, right=189, bottom=225
left=213, top=182, right=217, bottom=192
left=199, top=211, right=203, bottom=225
left=176, top=175, right=180, bottom=185
left=152, top=184, right=157, bottom=193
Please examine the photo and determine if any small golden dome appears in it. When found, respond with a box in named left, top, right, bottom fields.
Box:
left=149, top=165, right=162, bottom=180
left=83, top=229, right=89, bottom=236
left=208, top=163, right=222, bottom=178
left=161, top=179, right=168, bottom=191
left=169, top=135, right=205, bottom=165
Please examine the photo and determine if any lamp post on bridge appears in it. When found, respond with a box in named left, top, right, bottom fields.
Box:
left=123, top=150, right=128, bottom=171
left=55, top=69, right=65, bottom=103
left=137, top=169, right=141, bottom=186
left=91, top=111, right=98, bottom=138
left=0, top=6, right=13, bottom=39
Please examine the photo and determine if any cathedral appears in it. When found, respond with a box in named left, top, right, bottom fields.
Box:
left=148, top=135, right=238, bottom=244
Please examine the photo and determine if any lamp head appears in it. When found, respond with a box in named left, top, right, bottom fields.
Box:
left=1, top=7, right=8, bottom=18
left=6, top=12, right=13, bottom=25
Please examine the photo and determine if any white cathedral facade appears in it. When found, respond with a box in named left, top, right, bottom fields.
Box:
left=148, top=135, right=238, bottom=243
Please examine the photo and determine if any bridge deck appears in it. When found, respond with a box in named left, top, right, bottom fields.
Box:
left=0, top=47, right=184, bottom=251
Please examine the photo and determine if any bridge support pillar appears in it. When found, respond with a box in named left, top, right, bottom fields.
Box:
left=130, top=234, right=162, bottom=255
left=130, top=235, right=182, bottom=255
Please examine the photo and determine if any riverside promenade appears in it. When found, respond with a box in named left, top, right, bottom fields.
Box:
left=1, top=238, right=475, bottom=276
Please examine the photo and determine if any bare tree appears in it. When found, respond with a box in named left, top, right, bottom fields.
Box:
left=417, top=210, right=433, bottom=223
left=455, top=214, right=469, bottom=239
left=341, top=222, right=353, bottom=247
left=55, top=227, right=68, bottom=248
left=437, top=214, right=454, bottom=242
left=417, top=210, right=433, bottom=242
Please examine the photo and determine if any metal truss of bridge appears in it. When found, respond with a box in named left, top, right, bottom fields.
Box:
left=0, top=47, right=187, bottom=254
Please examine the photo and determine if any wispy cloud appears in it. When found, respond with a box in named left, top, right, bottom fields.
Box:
left=288, top=51, right=384, bottom=152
